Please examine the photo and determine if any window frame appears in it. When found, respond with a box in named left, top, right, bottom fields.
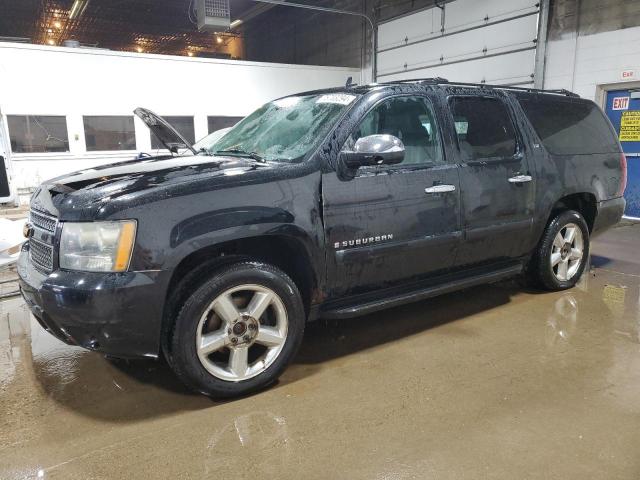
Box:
left=6, top=114, right=71, bottom=155
left=446, top=94, right=524, bottom=165
left=83, top=115, right=138, bottom=153
left=340, top=93, right=447, bottom=175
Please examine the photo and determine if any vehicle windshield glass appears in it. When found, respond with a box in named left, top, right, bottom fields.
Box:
left=205, top=93, right=358, bottom=162
left=193, top=127, right=233, bottom=151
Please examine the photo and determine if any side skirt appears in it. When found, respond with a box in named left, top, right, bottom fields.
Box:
left=319, top=262, right=523, bottom=320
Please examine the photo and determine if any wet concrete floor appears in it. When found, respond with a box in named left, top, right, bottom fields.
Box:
left=2, top=223, right=640, bottom=479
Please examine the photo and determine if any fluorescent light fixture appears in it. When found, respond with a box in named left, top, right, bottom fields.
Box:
left=230, top=19, right=243, bottom=29
left=69, top=0, right=89, bottom=20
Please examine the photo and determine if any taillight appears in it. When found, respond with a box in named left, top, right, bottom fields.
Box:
left=618, top=152, right=627, bottom=197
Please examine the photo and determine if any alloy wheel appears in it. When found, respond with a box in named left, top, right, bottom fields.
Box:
left=550, top=223, right=584, bottom=282
left=195, top=284, right=288, bottom=382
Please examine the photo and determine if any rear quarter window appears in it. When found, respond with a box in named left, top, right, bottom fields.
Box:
left=518, top=96, right=619, bottom=155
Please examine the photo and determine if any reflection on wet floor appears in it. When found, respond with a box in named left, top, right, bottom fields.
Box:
left=2, top=224, right=640, bottom=479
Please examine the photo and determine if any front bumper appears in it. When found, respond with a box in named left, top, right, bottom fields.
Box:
left=17, top=244, right=169, bottom=359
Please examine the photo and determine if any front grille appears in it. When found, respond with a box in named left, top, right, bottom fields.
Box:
left=29, top=239, right=54, bottom=272
left=28, top=208, right=57, bottom=273
left=30, top=209, right=57, bottom=233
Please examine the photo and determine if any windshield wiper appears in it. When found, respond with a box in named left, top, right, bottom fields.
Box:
left=214, top=149, right=266, bottom=163
left=195, top=147, right=212, bottom=156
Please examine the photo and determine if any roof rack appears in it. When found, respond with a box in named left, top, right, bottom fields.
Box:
left=379, top=77, right=580, bottom=98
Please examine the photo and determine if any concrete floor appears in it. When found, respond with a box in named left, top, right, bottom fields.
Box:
left=2, top=224, right=640, bottom=480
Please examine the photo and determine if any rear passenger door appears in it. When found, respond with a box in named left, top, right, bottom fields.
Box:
left=448, top=94, right=536, bottom=267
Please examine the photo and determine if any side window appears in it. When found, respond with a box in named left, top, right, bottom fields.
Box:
left=345, top=96, right=444, bottom=166
left=449, top=97, right=517, bottom=161
left=518, top=97, right=619, bottom=155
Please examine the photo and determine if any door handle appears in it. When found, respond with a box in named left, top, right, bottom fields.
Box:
left=508, top=175, right=532, bottom=184
left=425, top=184, right=456, bottom=194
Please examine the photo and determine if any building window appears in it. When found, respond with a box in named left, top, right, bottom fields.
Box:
left=150, top=116, right=195, bottom=150
left=208, top=116, right=243, bottom=134
left=7, top=115, right=70, bottom=153
left=83, top=116, right=136, bottom=151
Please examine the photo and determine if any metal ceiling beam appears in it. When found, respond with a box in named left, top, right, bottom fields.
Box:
left=250, top=0, right=377, bottom=81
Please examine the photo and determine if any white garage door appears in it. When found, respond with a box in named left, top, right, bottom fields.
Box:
left=376, top=0, right=540, bottom=85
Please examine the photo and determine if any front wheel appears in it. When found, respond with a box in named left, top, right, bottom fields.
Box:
left=529, top=210, right=590, bottom=291
left=167, top=261, right=305, bottom=398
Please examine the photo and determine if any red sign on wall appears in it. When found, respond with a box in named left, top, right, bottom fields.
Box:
left=613, top=97, right=630, bottom=110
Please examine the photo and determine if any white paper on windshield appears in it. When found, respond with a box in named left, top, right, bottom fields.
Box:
left=316, top=94, right=356, bottom=106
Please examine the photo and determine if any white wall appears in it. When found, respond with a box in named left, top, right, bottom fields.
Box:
left=376, top=0, right=539, bottom=85
left=0, top=43, right=359, bottom=202
left=544, top=26, right=640, bottom=101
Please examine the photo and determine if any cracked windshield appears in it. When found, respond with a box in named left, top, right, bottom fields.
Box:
left=202, top=93, right=357, bottom=162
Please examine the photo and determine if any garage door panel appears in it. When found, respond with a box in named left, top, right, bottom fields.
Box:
left=378, top=9, right=437, bottom=51
left=377, top=14, right=537, bottom=75
left=378, top=0, right=538, bottom=51
left=380, top=49, right=536, bottom=86
left=445, top=0, right=538, bottom=31
left=376, top=0, right=539, bottom=85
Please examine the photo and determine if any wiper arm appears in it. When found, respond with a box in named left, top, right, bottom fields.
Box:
left=195, top=147, right=212, bottom=156
left=215, top=149, right=266, bottom=163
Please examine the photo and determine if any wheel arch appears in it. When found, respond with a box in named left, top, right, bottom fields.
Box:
left=547, top=192, right=597, bottom=232
left=159, top=228, right=322, bottom=355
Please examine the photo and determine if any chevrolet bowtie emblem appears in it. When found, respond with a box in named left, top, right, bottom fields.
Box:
left=23, top=223, right=34, bottom=239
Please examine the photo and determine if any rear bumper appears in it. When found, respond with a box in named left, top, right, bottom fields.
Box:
left=17, top=245, right=169, bottom=359
left=593, top=196, right=626, bottom=234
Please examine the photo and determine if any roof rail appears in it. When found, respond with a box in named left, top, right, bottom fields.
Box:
left=379, top=77, right=580, bottom=98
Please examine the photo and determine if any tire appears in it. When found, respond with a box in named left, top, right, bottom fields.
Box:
left=529, top=210, right=590, bottom=291
left=166, top=261, right=305, bottom=398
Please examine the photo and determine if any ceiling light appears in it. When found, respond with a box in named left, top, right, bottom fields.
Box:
left=69, top=0, right=89, bottom=20
left=230, top=19, right=243, bottom=29
left=47, top=28, right=53, bottom=33
left=47, top=39, right=55, bottom=45
left=136, top=47, right=143, bottom=53
left=216, top=36, right=223, bottom=44
left=54, top=21, right=62, bottom=28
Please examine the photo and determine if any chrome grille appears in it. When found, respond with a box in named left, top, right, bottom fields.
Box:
left=30, top=209, right=57, bottom=233
left=29, top=239, right=54, bottom=272
left=28, top=208, right=57, bottom=272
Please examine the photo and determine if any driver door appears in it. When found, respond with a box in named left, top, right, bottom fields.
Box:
left=322, top=94, right=462, bottom=298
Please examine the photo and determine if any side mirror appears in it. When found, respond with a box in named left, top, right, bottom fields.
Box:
left=340, top=134, right=405, bottom=170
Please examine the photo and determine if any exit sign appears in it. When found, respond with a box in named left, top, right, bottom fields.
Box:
left=621, top=69, right=636, bottom=80
left=613, top=96, right=630, bottom=110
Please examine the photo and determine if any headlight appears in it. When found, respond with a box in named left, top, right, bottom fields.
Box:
left=59, top=220, right=137, bottom=272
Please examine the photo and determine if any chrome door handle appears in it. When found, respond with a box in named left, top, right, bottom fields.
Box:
left=508, top=175, right=532, bottom=183
left=425, top=184, right=456, bottom=194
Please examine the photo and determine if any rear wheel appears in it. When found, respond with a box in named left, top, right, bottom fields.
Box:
left=167, top=261, right=305, bottom=398
left=529, top=210, right=590, bottom=291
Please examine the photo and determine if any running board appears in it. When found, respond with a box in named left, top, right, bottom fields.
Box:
left=320, top=263, right=523, bottom=320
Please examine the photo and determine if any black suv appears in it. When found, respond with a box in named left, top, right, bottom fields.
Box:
left=18, top=79, right=626, bottom=397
